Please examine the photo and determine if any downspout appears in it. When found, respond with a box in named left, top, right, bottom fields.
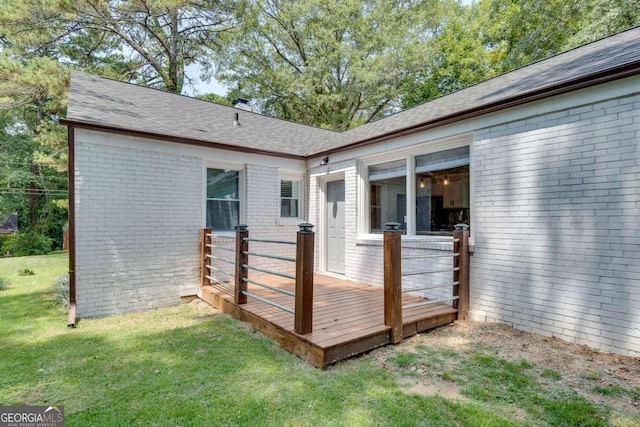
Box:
left=67, top=126, right=76, bottom=327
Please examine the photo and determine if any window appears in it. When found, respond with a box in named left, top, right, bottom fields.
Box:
left=280, top=179, right=300, bottom=218
left=206, top=168, right=239, bottom=231
left=366, top=146, right=470, bottom=235
left=369, top=159, right=407, bottom=233
left=415, top=146, right=470, bottom=234
left=416, top=165, right=469, bottom=234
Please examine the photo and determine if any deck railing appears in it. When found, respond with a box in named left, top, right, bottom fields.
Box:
left=201, top=224, right=315, bottom=334
left=383, top=222, right=470, bottom=343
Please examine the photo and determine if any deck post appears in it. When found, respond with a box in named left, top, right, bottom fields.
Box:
left=453, top=224, right=470, bottom=320
left=295, top=223, right=315, bottom=335
left=201, top=228, right=212, bottom=287
left=235, top=224, right=249, bottom=305
left=384, top=222, right=403, bottom=344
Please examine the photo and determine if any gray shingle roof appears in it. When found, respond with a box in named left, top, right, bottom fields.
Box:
left=66, top=72, right=340, bottom=157
left=65, top=27, right=640, bottom=157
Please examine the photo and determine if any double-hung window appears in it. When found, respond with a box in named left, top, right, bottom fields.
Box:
left=206, top=168, right=240, bottom=231
left=280, top=179, right=301, bottom=218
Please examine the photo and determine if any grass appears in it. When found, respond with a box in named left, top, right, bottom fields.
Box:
left=388, top=342, right=640, bottom=427
left=1, top=253, right=638, bottom=426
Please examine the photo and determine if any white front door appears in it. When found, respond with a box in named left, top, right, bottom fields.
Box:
left=326, top=180, right=345, bottom=275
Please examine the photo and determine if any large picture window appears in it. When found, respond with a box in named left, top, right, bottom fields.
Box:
left=416, top=165, right=469, bottom=234
left=369, top=159, right=407, bottom=233
left=415, top=147, right=470, bottom=234
left=206, top=168, right=239, bottom=231
left=367, top=146, right=470, bottom=235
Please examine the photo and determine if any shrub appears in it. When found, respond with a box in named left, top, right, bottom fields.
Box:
left=0, top=277, right=9, bottom=291
left=4, top=231, right=53, bottom=256
left=0, top=234, right=15, bottom=255
left=55, top=274, right=70, bottom=309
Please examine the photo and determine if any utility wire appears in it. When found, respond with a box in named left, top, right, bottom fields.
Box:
left=0, top=188, right=68, bottom=195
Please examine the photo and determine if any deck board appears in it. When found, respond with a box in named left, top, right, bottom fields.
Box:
left=199, top=273, right=456, bottom=368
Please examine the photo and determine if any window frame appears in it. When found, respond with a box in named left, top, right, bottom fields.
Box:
left=203, top=161, right=245, bottom=233
left=278, top=171, right=305, bottom=223
left=280, top=178, right=301, bottom=218
left=358, top=134, right=472, bottom=241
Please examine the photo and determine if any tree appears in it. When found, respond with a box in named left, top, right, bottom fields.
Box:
left=402, top=2, right=502, bottom=108
left=216, top=0, right=455, bottom=130
left=0, top=57, right=69, bottom=246
left=567, top=0, right=640, bottom=47
left=402, top=0, right=640, bottom=108
left=0, top=0, right=240, bottom=93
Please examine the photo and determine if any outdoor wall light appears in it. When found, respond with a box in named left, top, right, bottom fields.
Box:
left=443, top=175, right=449, bottom=186
left=320, top=156, right=329, bottom=166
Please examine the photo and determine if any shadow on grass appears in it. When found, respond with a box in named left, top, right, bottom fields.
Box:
left=1, top=306, right=524, bottom=427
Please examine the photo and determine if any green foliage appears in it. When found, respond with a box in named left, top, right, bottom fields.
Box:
left=388, top=351, right=420, bottom=368
left=403, top=0, right=640, bottom=108
left=2, top=254, right=637, bottom=426
left=54, top=273, right=69, bottom=308
left=0, top=253, right=522, bottom=427
left=6, top=231, right=52, bottom=257
left=217, top=0, right=455, bottom=130
left=0, top=277, right=9, bottom=290
left=0, top=0, right=240, bottom=94
left=0, top=234, right=12, bottom=255
left=567, top=0, right=640, bottom=47
left=541, top=368, right=562, bottom=380
left=388, top=343, right=619, bottom=426
left=582, top=370, right=606, bottom=381
left=196, top=93, right=233, bottom=106
left=18, top=268, right=35, bottom=276
left=593, top=383, right=640, bottom=400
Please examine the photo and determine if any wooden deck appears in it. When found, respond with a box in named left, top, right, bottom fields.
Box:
left=198, top=274, right=457, bottom=368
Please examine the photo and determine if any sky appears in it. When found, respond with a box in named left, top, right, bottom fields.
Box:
left=182, top=63, right=227, bottom=97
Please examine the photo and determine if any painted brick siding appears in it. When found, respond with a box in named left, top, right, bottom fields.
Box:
left=471, top=94, right=640, bottom=356
left=308, top=161, right=457, bottom=304
left=245, top=164, right=300, bottom=277
left=74, top=142, right=202, bottom=317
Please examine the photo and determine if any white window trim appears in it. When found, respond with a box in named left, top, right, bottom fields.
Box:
left=277, top=171, right=305, bottom=224
left=357, top=133, right=474, bottom=247
left=202, top=160, right=246, bottom=236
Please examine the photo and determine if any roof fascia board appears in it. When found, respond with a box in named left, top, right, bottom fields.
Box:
left=321, top=60, right=640, bottom=156
left=59, top=118, right=307, bottom=161
left=61, top=59, right=640, bottom=161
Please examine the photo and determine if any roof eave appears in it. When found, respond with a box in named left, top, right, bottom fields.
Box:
left=315, top=59, right=640, bottom=157
left=59, top=119, right=308, bottom=160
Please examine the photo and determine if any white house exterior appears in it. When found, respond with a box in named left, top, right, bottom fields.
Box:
left=63, top=28, right=640, bottom=357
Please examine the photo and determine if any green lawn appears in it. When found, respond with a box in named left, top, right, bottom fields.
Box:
left=0, top=254, right=633, bottom=426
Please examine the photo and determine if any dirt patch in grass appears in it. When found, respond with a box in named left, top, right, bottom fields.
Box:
left=373, top=321, right=640, bottom=423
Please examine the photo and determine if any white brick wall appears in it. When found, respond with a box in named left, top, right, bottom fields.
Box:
left=75, top=141, right=311, bottom=317
left=75, top=142, right=202, bottom=317
left=471, top=94, right=640, bottom=356
left=244, top=164, right=300, bottom=277
left=308, top=161, right=457, bottom=303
